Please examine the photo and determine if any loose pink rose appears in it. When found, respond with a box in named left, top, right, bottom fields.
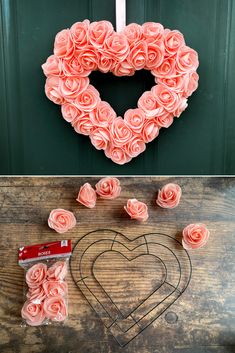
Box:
left=45, top=76, right=64, bottom=105
left=41, top=55, right=63, bottom=77
left=47, top=261, right=68, bottom=281
left=176, top=45, right=199, bottom=73
left=26, top=263, right=47, bottom=289
left=156, top=183, right=182, bottom=209
left=95, top=177, right=121, bottom=199
left=72, top=113, right=94, bottom=135
left=54, top=29, right=74, bottom=59
left=142, top=22, right=164, bottom=42
left=164, top=30, right=185, bottom=56
left=77, top=46, right=98, bottom=71
left=112, top=59, right=135, bottom=77
left=156, top=112, right=174, bottom=128
left=21, top=301, right=45, bottom=326
left=62, top=55, right=91, bottom=77
left=123, top=23, right=143, bottom=43
left=74, top=85, right=100, bottom=112
left=124, top=108, right=145, bottom=133
left=61, top=102, right=82, bottom=123
left=48, top=209, right=76, bottom=234
left=141, top=119, right=160, bottom=143
left=70, top=20, right=89, bottom=48
left=152, top=57, right=176, bottom=79
left=104, top=33, right=129, bottom=61
left=124, top=199, right=149, bottom=222
left=138, top=91, right=164, bottom=117
left=76, top=182, right=97, bottom=208
left=90, top=101, right=116, bottom=127
left=43, top=280, right=68, bottom=298
left=182, top=223, right=210, bottom=250
left=173, top=97, right=188, bottom=117
left=43, top=295, right=67, bottom=322
left=128, top=41, right=147, bottom=70
left=124, top=137, right=146, bottom=158
left=105, top=145, right=132, bottom=165
left=26, top=286, right=46, bottom=303
left=183, top=72, right=199, bottom=97
left=152, top=84, right=180, bottom=113
left=88, top=20, right=114, bottom=48
left=60, top=76, right=89, bottom=101
left=90, top=127, right=110, bottom=150
left=110, top=117, right=133, bottom=147
left=145, top=43, right=165, bottom=70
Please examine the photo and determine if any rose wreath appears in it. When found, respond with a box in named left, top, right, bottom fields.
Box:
left=42, top=20, right=199, bottom=165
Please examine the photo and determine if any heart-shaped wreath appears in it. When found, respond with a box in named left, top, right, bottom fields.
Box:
left=42, top=20, right=199, bottom=165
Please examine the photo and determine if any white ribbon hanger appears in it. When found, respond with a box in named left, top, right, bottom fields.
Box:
left=116, top=0, right=126, bottom=32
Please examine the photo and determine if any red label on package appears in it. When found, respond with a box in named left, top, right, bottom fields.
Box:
left=18, top=240, right=72, bottom=264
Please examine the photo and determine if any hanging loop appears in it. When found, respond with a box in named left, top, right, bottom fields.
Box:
left=116, top=0, right=126, bottom=32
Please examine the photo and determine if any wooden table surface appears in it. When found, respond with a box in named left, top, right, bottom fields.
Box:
left=0, top=177, right=234, bottom=353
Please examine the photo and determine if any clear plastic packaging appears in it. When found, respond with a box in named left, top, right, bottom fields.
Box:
left=18, top=240, right=71, bottom=326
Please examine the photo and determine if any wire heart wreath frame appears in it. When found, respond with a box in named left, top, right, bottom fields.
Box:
left=42, top=20, right=199, bottom=165
left=70, top=229, right=192, bottom=347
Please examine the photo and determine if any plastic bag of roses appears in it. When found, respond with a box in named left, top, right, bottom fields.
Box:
left=18, top=240, right=71, bottom=326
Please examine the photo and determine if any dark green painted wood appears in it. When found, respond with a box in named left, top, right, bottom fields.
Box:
left=0, top=0, right=235, bottom=175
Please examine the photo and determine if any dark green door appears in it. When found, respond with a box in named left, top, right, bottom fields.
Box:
left=0, top=0, right=235, bottom=175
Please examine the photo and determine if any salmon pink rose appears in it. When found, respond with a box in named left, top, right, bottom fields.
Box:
left=61, top=102, right=82, bottom=123
left=21, top=301, right=45, bottom=326
left=74, top=85, right=100, bottom=112
left=156, top=112, right=174, bottom=128
left=123, top=23, right=143, bottom=44
left=54, top=29, right=74, bottom=59
left=125, top=137, right=146, bottom=157
left=142, top=22, right=164, bottom=42
left=88, top=20, right=114, bottom=48
left=110, top=117, right=133, bottom=147
left=45, top=76, right=64, bottom=105
left=90, top=101, right=116, bottom=127
left=26, top=263, right=47, bottom=289
left=141, top=119, right=160, bottom=143
left=156, top=183, right=182, bottom=209
left=124, top=108, right=145, bottom=133
left=76, top=182, right=97, bottom=208
left=47, top=261, right=68, bottom=281
left=98, top=54, right=116, bottom=73
left=48, top=209, right=76, bottom=234
left=182, top=223, right=210, bottom=250
left=128, top=41, right=147, bottom=70
left=43, top=280, right=68, bottom=298
left=70, top=20, right=89, bottom=48
left=164, top=30, right=185, bottom=56
left=152, top=57, right=176, bottom=79
left=77, top=46, right=98, bottom=71
left=174, top=97, right=188, bottom=118
left=60, top=76, right=89, bottom=101
left=138, top=91, right=164, bottom=118
left=90, top=127, right=110, bottom=150
left=112, top=59, right=135, bottom=76
left=176, top=45, right=199, bottom=73
left=145, top=43, right=165, bottom=70
left=72, top=113, right=94, bottom=135
left=124, top=199, right=149, bottom=222
left=95, top=177, right=121, bottom=199
left=41, top=55, right=63, bottom=77
left=105, top=145, right=132, bottom=165
left=183, top=72, right=199, bottom=97
left=26, top=286, right=46, bottom=303
left=104, top=33, right=129, bottom=61
left=62, top=55, right=91, bottom=77
left=43, top=295, right=67, bottom=322
left=157, top=75, right=185, bottom=94
left=152, top=84, right=180, bottom=113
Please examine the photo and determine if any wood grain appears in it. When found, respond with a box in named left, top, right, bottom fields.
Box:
left=0, top=177, right=235, bottom=353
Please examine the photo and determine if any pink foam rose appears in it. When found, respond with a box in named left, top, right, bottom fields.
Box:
left=110, top=117, right=133, bottom=147
left=41, top=55, right=63, bottom=77
left=76, top=182, right=97, bottom=208
left=77, top=46, right=98, bottom=71
left=124, top=108, right=145, bottom=133
left=61, top=102, right=82, bottom=123
left=72, top=113, right=94, bottom=135
left=183, top=72, right=199, bottom=97
left=128, top=41, right=147, bottom=70
left=62, top=55, right=91, bottom=77
left=152, top=84, right=180, bottom=113
left=138, top=91, right=164, bottom=118
left=141, top=118, right=160, bottom=143
left=152, top=57, right=177, bottom=79
left=123, top=23, right=143, bottom=43
left=173, top=97, right=188, bottom=117
left=74, top=85, right=100, bottom=112
left=104, top=33, right=129, bottom=61
left=60, top=76, right=89, bottom=101
left=112, top=59, right=135, bottom=76
left=182, top=223, right=209, bottom=250
left=43, top=295, right=67, bottom=322
left=105, top=144, right=132, bottom=165
left=124, top=137, right=146, bottom=158
left=176, top=45, right=199, bottom=73
left=90, top=127, right=110, bottom=150
left=88, top=20, right=114, bottom=48
left=142, top=22, right=164, bottom=42
left=47, top=261, right=68, bottom=281
left=90, top=101, right=116, bottom=127
left=97, top=54, right=116, bottom=73
left=48, top=209, right=76, bottom=234
left=124, top=199, right=149, bottom=222
left=70, top=20, right=89, bottom=48
left=156, top=183, right=182, bottom=209
left=95, top=177, right=121, bottom=199
left=26, top=286, right=46, bottom=304
left=164, top=29, right=185, bottom=56
left=145, top=43, right=165, bottom=70
left=157, top=75, right=185, bottom=94
left=156, top=111, right=174, bottom=128
left=26, top=263, right=47, bottom=289
left=21, top=301, right=45, bottom=326
left=54, top=29, right=74, bottom=59
left=43, top=280, right=68, bottom=298
left=45, top=76, right=64, bottom=105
